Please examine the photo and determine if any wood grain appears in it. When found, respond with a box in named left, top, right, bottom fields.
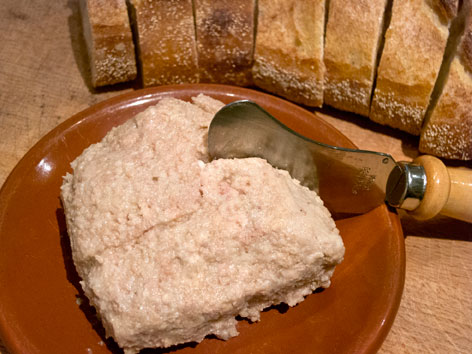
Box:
left=0, top=1, right=471, bottom=353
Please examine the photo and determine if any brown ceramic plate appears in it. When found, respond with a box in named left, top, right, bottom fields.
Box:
left=0, top=84, right=405, bottom=354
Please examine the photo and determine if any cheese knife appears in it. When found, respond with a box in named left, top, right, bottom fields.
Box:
left=208, top=100, right=472, bottom=222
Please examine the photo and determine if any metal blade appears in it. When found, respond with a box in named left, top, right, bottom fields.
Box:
left=208, top=100, right=399, bottom=215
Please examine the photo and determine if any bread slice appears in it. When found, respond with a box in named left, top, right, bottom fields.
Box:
left=252, top=0, right=326, bottom=107
left=370, top=0, right=458, bottom=135
left=129, top=0, right=198, bottom=86
left=420, top=7, right=472, bottom=160
left=194, top=0, right=256, bottom=86
left=323, top=0, right=390, bottom=116
left=79, top=0, right=137, bottom=87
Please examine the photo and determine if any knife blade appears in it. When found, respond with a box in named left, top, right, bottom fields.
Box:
left=208, top=100, right=425, bottom=215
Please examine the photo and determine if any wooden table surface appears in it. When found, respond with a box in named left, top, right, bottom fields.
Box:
left=0, top=1, right=471, bottom=353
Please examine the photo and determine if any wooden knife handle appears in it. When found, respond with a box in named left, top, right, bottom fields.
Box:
left=408, top=155, right=472, bottom=223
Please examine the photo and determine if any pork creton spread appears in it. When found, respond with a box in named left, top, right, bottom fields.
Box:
left=60, top=94, right=345, bottom=353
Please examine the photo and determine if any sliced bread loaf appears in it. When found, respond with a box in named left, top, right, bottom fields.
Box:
left=420, top=6, right=472, bottom=160
left=370, top=0, right=458, bottom=135
left=194, top=0, right=256, bottom=86
left=80, top=0, right=137, bottom=87
left=129, top=0, right=199, bottom=86
left=252, top=0, right=326, bottom=107
left=323, top=0, right=390, bottom=116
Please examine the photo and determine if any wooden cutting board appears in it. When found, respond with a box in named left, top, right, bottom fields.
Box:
left=0, top=1, right=471, bottom=353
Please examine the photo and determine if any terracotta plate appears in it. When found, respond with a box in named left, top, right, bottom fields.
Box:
left=0, top=84, right=405, bottom=354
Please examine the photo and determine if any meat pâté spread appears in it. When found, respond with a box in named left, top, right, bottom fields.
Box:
left=60, top=94, right=345, bottom=353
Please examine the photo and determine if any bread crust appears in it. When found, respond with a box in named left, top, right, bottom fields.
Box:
left=80, top=0, right=137, bottom=87
left=419, top=60, right=472, bottom=159
left=460, top=26, right=472, bottom=71
left=324, top=0, right=389, bottom=116
left=433, top=0, right=459, bottom=22
left=370, top=0, right=457, bottom=135
left=420, top=10, right=472, bottom=160
left=252, top=0, right=325, bottom=107
left=194, top=0, right=255, bottom=86
left=131, top=0, right=198, bottom=86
